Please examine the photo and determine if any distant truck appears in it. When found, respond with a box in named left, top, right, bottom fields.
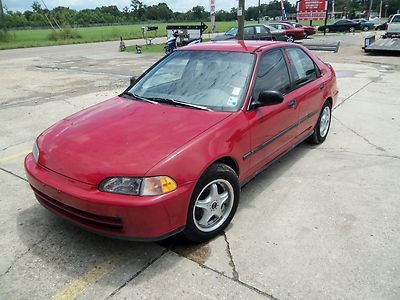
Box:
left=386, top=14, right=400, bottom=38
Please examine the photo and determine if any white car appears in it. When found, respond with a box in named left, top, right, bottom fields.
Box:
left=386, top=14, right=400, bottom=38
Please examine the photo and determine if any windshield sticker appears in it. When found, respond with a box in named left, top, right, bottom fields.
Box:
left=232, top=87, right=241, bottom=96
left=227, top=96, right=238, bottom=107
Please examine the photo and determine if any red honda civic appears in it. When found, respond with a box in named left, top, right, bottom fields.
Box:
left=25, top=41, right=338, bottom=242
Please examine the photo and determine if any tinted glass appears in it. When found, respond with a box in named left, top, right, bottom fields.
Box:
left=392, top=15, right=400, bottom=22
left=252, top=49, right=291, bottom=100
left=129, top=50, right=255, bottom=112
left=255, top=26, right=266, bottom=34
left=244, top=27, right=254, bottom=35
left=285, top=47, right=317, bottom=86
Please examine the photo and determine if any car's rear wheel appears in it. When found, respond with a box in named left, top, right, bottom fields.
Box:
left=182, top=163, right=240, bottom=243
left=349, top=27, right=355, bottom=32
left=307, top=100, right=332, bottom=144
left=287, top=35, right=295, bottom=42
left=304, top=32, right=308, bottom=39
left=325, top=27, right=330, bottom=33
left=363, top=26, right=369, bottom=31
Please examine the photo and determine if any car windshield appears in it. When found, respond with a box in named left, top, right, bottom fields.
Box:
left=226, top=27, right=238, bottom=36
left=127, top=50, right=255, bottom=112
left=265, top=25, right=278, bottom=32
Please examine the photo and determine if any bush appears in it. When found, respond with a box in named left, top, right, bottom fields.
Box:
left=0, top=30, right=16, bottom=42
left=48, top=27, right=82, bottom=41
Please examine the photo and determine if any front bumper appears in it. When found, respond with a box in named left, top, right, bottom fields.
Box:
left=24, top=154, right=195, bottom=241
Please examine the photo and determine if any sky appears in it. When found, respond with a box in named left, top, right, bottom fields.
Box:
left=3, top=0, right=296, bottom=13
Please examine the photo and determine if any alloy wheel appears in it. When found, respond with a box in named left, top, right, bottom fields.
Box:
left=193, top=179, right=234, bottom=232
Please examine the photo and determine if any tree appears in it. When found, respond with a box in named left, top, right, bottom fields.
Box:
left=31, top=1, right=42, bottom=13
left=191, top=5, right=206, bottom=20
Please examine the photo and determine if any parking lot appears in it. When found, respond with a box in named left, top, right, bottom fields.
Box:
left=1, top=33, right=400, bottom=299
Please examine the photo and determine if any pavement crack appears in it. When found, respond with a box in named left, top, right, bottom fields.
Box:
left=314, top=147, right=400, bottom=160
left=0, top=229, right=53, bottom=278
left=223, top=232, right=239, bottom=281
left=105, top=248, right=169, bottom=299
left=334, top=80, right=375, bottom=110
left=333, top=116, right=387, bottom=152
left=63, top=98, right=85, bottom=110
left=173, top=249, right=278, bottom=299
left=0, top=167, right=28, bottom=182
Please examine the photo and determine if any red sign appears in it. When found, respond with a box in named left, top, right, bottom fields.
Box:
left=297, top=0, right=327, bottom=20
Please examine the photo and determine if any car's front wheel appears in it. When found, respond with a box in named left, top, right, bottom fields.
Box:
left=363, top=26, right=369, bottom=31
left=349, top=27, right=355, bottom=32
left=307, top=100, right=332, bottom=144
left=182, top=163, right=240, bottom=243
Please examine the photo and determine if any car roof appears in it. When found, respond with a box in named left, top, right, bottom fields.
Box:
left=180, top=40, right=287, bottom=53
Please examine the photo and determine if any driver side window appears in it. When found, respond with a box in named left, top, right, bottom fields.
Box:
left=252, top=49, right=291, bottom=101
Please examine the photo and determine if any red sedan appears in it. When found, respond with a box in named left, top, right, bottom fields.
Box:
left=291, top=23, right=316, bottom=38
left=25, top=41, right=338, bottom=242
left=268, top=22, right=307, bottom=42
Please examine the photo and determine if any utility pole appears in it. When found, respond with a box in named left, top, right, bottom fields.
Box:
left=258, top=0, right=261, bottom=24
left=238, top=0, right=245, bottom=40
left=0, top=0, right=4, bottom=18
left=368, top=0, right=374, bottom=20
left=0, top=0, right=5, bottom=31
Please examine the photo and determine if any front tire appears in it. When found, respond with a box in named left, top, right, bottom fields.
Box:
left=307, top=100, right=332, bottom=144
left=349, top=27, right=355, bottom=33
left=182, top=163, right=240, bottom=243
left=363, top=26, right=369, bottom=31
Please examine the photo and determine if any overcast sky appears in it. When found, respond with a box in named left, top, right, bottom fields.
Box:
left=3, top=0, right=296, bottom=12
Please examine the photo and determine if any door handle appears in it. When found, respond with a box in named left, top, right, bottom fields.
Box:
left=320, top=83, right=325, bottom=90
left=288, top=99, right=297, bottom=108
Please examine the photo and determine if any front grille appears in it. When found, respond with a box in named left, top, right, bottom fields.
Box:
left=32, top=186, right=123, bottom=231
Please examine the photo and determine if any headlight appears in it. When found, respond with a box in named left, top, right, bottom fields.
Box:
left=32, top=142, right=39, bottom=163
left=99, top=176, right=177, bottom=196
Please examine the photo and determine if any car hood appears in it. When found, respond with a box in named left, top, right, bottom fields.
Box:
left=37, top=96, right=230, bottom=185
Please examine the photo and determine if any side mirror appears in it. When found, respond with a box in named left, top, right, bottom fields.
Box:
left=251, top=90, right=284, bottom=109
left=130, top=76, right=137, bottom=85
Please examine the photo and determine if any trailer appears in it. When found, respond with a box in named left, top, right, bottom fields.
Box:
left=363, top=35, right=400, bottom=53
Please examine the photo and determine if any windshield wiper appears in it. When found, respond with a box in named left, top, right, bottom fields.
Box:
left=147, top=97, right=213, bottom=111
left=121, top=92, right=158, bottom=104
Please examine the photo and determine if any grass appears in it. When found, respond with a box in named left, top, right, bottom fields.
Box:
left=0, top=21, right=237, bottom=50
left=0, top=18, right=387, bottom=50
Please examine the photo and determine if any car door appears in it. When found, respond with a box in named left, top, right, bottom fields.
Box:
left=244, top=26, right=256, bottom=40
left=245, top=48, right=299, bottom=170
left=284, top=47, right=325, bottom=137
left=333, top=20, right=345, bottom=31
left=255, top=25, right=272, bottom=40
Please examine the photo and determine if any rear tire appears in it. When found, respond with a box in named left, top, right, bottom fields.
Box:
left=325, top=27, right=330, bottom=33
left=349, top=27, right=355, bottom=32
left=287, top=35, right=295, bottom=43
left=363, top=26, right=369, bottom=31
left=182, top=163, right=240, bottom=243
left=307, top=100, right=332, bottom=144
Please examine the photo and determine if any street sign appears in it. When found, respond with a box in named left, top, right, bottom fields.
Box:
left=297, top=0, right=327, bottom=20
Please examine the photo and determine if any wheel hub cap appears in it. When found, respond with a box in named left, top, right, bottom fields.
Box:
left=320, top=106, right=331, bottom=138
left=193, top=179, right=234, bottom=232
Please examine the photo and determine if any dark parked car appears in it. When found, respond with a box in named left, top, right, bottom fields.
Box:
left=25, top=40, right=338, bottom=242
left=212, top=24, right=287, bottom=42
left=318, top=19, right=362, bottom=33
left=375, top=22, right=388, bottom=30
left=352, top=19, right=375, bottom=31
